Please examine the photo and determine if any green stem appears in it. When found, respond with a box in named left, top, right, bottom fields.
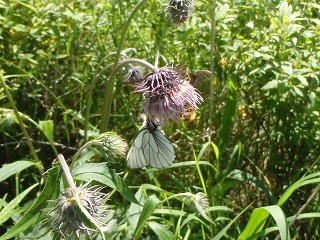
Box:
left=0, top=71, right=44, bottom=176
left=70, top=140, right=97, bottom=169
left=99, top=0, right=148, bottom=133
left=84, top=59, right=113, bottom=141
left=194, top=148, right=208, bottom=195
left=160, top=192, right=194, bottom=204
left=209, top=0, right=216, bottom=143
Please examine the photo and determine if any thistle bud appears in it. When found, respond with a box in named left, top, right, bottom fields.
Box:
left=124, top=65, right=145, bottom=84
left=96, top=132, right=127, bottom=158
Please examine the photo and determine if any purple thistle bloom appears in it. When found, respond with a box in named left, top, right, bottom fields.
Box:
left=134, top=67, right=203, bottom=125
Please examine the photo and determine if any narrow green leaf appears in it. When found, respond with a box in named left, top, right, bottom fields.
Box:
left=238, top=207, right=269, bottom=240
left=278, top=172, right=320, bottom=206
left=197, top=142, right=219, bottom=163
left=109, top=168, right=141, bottom=205
left=217, top=79, right=237, bottom=153
left=39, top=120, right=54, bottom=142
left=15, top=0, right=38, bottom=14
left=148, top=221, right=175, bottom=240
left=0, top=160, right=36, bottom=182
left=261, top=205, right=289, bottom=240
left=0, top=183, right=38, bottom=225
left=180, top=213, right=207, bottom=229
left=214, top=203, right=252, bottom=240
left=134, top=195, right=160, bottom=239
left=0, top=167, right=60, bottom=240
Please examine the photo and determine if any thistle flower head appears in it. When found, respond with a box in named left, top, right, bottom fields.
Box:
left=185, top=192, right=211, bottom=222
left=134, top=67, right=203, bottom=125
left=167, top=0, right=194, bottom=24
left=47, top=185, right=110, bottom=239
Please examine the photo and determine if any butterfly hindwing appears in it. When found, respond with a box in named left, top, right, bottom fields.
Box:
left=127, top=128, right=148, bottom=168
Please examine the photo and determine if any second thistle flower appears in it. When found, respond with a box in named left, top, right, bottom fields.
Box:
left=133, top=67, right=203, bottom=125
left=167, top=0, right=194, bottom=24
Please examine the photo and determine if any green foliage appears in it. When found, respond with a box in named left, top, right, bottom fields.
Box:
left=1, top=0, right=320, bottom=239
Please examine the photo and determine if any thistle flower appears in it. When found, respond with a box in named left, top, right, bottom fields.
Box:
left=47, top=185, right=110, bottom=238
left=134, top=67, right=203, bottom=125
left=46, top=154, right=110, bottom=239
left=167, top=0, right=194, bottom=24
left=164, top=192, right=212, bottom=223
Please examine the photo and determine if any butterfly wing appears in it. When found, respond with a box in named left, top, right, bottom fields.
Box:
left=127, top=127, right=175, bottom=169
left=126, top=128, right=149, bottom=168
left=147, top=128, right=175, bottom=168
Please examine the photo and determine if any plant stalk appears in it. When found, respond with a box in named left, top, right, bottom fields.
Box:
left=99, top=0, right=148, bottom=133
left=0, top=71, right=44, bottom=177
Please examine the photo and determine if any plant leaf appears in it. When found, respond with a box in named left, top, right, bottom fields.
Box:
left=214, top=203, right=253, bottom=240
left=39, top=120, right=54, bottom=142
left=0, top=166, right=60, bottom=240
left=72, top=163, right=140, bottom=205
left=0, top=160, right=36, bottom=182
left=217, top=79, right=237, bottom=154
left=133, top=195, right=160, bottom=239
left=148, top=221, right=175, bottom=240
left=0, top=183, right=38, bottom=225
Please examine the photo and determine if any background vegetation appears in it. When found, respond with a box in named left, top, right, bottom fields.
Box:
left=0, top=0, right=319, bottom=239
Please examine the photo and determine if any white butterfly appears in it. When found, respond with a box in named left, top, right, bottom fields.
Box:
left=127, top=121, right=175, bottom=169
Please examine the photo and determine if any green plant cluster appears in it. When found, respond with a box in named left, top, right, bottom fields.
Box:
left=0, top=0, right=320, bottom=239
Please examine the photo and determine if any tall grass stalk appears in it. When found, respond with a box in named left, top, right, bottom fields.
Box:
left=0, top=71, right=44, bottom=176
left=209, top=0, right=216, bottom=142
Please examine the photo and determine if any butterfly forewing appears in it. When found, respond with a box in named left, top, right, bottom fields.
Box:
left=127, top=126, right=175, bottom=169
left=148, top=129, right=175, bottom=168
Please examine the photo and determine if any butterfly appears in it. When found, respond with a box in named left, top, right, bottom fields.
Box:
left=126, top=119, right=175, bottom=169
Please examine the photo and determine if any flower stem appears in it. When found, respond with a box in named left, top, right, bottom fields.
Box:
left=70, top=140, right=98, bottom=169
left=99, top=0, right=148, bottom=133
left=84, top=55, right=114, bottom=141
left=0, top=70, right=44, bottom=177
left=57, top=154, right=76, bottom=190
left=209, top=0, right=216, bottom=142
